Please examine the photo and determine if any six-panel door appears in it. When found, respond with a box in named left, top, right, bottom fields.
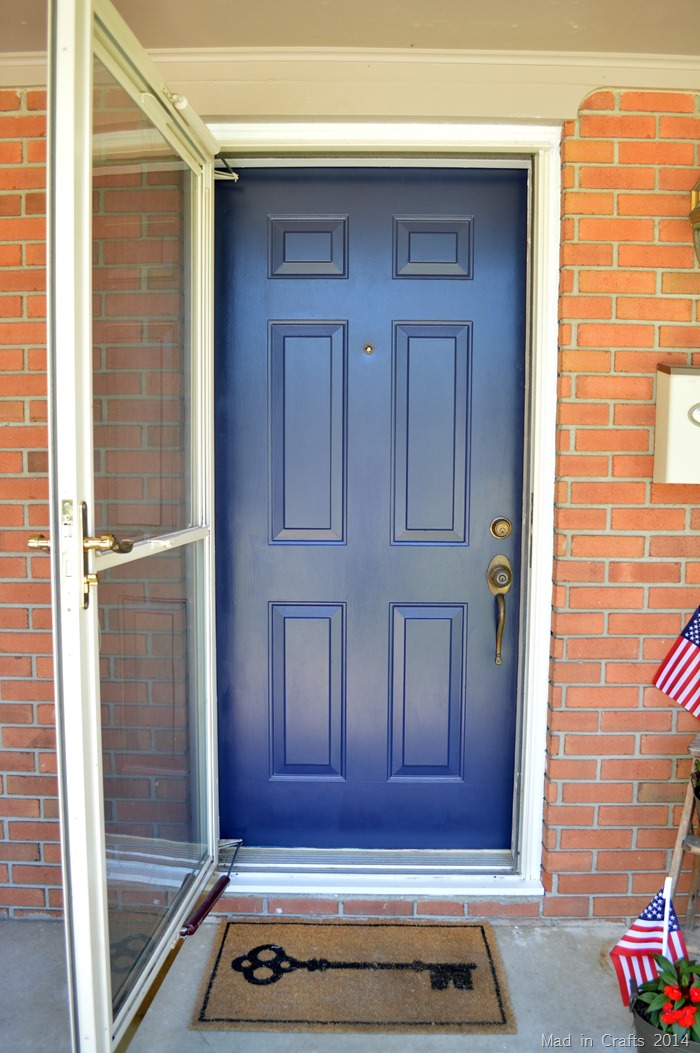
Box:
left=215, top=168, right=527, bottom=850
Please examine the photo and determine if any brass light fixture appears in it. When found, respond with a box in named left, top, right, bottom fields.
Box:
left=690, top=176, right=700, bottom=264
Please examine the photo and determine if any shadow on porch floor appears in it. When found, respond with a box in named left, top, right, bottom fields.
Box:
left=0, top=918, right=637, bottom=1051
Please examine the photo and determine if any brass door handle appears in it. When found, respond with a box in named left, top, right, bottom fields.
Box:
left=28, top=534, right=51, bottom=551
left=487, top=555, right=513, bottom=665
left=81, top=522, right=133, bottom=607
left=28, top=505, right=133, bottom=611
left=83, top=533, right=134, bottom=554
left=28, top=532, right=133, bottom=555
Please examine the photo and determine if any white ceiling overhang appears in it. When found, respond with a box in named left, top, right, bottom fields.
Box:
left=147, top=47, right=700, bottom=122
left=3, top=46, right=700, bottom=122
left=2, top=0, right=700, bottom=122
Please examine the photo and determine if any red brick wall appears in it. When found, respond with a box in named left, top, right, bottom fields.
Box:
left=0, top=89, right=59, bottom=915
left=3, top=85, right=700, bottom=922
left=548, top=88, right=700, bottom=921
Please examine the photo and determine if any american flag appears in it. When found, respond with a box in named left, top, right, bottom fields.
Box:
left=610, top=888, right=688, bottom=1006
left=654, top=607, right=700, bottom=717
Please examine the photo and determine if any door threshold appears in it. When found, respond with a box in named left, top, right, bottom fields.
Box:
left=225, top=847, right=544, bottom=898
left=234, top=846, right=514, bottom=875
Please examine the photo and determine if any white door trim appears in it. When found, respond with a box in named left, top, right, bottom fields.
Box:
left=211, top=121, right=561, bottom=896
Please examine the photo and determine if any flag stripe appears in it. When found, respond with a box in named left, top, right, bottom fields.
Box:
left=669, top=653, right=700, bottom=697
left=653, top=637, right=686, bottom=687
left=677, top=667, right=700, bottom=704
left=656, top=640, right=699, bottom=692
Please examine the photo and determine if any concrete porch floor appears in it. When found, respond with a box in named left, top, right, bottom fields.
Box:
left=0, top=918, right=642, bottom=1051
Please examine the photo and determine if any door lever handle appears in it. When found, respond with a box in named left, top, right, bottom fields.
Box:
left=83, top=533, right=134, bottom=554
left=28, top=534, right=51, bottom=551
left=487, top=555, right=513, bottom=665
left=28, top=505, right=134, bottom=611
left=29, top=532, right=134, bottom=554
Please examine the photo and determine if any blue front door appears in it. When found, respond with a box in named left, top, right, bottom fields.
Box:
left=215, top=168, right=527, bottom=850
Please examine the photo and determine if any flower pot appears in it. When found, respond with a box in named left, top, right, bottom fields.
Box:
left=632, top=1001, right=700, bottom=1050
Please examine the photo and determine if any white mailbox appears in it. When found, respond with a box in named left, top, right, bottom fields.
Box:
left=653, top=365, right=700, bottom=484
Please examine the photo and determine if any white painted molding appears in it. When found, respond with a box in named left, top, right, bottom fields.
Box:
left=209, top=119, right=563, bottom=156
left=150, top=45, right=700, bottom=71
left=227, top=872, right=546, bottom=897
left=207, top=120, right=560, bottom=892
left=519, top=128, right=561, bottom=887
left=0, top=51, right=47, bottom=86
left=4, top=46, right=700, bottom=119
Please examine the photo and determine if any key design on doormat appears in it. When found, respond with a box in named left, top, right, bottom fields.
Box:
left=231, top=942, right=477, bottom=991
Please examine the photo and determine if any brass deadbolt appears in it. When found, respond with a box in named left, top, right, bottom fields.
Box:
left=490, top=517, right=512, bottom=539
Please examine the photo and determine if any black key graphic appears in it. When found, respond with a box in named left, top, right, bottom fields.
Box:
left=231, top=942, right=477, bottom=991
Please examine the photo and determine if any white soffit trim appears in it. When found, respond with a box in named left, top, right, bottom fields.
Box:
left=3, top=47, right=700, bottom=119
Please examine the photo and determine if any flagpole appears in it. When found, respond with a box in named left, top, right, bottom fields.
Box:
left=662, top=875, right=673, bottom=959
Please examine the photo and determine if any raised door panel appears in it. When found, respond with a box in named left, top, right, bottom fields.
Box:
left=392, top=323, right=470, bottom=543
left=269, top=322, right=346, bottom=542
left=389, top=605, right=466, bottom=780
left=270, top=603, right=345, bottom=779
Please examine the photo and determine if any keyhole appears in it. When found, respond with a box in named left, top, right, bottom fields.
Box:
left=490, top=565, right=512, bottom=590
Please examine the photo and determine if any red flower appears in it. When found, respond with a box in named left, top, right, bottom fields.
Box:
left=690, top=986, right=700, bottom=1003
left=678, top=1005, right=698, bottom=1029
left=664, top=984, right=683, bottom=1000
left=661, top=1002, right=680, bottom=1025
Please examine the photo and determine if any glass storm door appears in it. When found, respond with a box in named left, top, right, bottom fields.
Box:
left=46, top=1, right=217, bottom=1049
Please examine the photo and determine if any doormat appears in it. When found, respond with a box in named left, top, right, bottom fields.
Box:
left=191, top=918, right=516, bottom=1034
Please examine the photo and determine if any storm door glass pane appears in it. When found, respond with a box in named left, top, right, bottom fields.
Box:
left=92, top=56, right=192, bottom=541
left=98, top=547, right=207, bottom=1014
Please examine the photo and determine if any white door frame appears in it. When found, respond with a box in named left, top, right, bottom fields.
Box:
left=209, top=120, right=561, bottom=897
